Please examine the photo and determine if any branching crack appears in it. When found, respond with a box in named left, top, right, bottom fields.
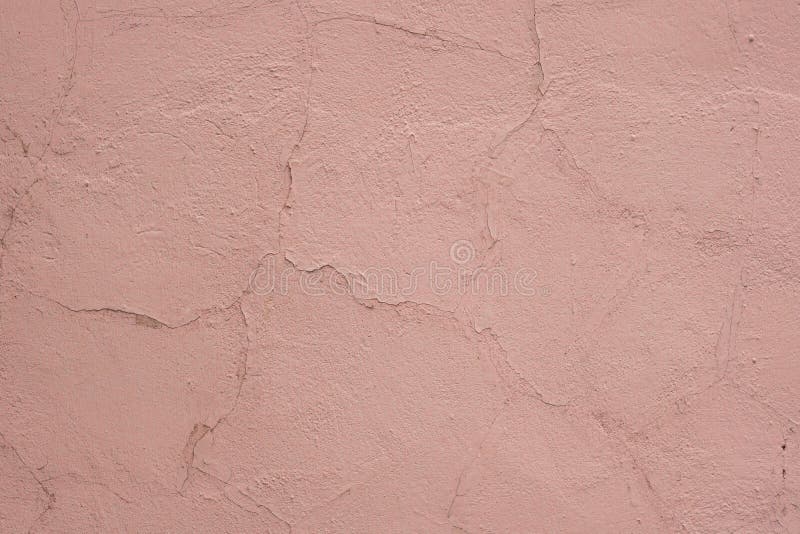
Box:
left=0, top=431, right=56, bottom=533
left=39, top=0, right=80, bottom=163
left=269, top=254, right=567, bottom=408
left=487, top=0, right=546, bottom=159
left=480, top=327, right=570, bottom=407
left=178, top=300, right=251, bottom=492
left=1, top=0, right=79, bottom=270
left=589, top=413, right=684, bottom=532
left=181, top=466, right=291, bottom=530
left=1, top=121, right=30, bottom=157
left=542, top=128, right=602, bottom=200
left=178, top=423, right=212, bottom=493
left=0, top=175, right=42, bottom=259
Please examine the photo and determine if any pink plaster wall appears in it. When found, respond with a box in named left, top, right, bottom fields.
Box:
left=2, top=0, right=799, bottom=532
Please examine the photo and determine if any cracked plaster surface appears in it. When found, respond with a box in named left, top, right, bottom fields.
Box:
left=1, top=0, right=800, bottom=532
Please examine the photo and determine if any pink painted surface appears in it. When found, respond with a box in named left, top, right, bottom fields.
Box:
left=1, top=1, right=799, bottom=532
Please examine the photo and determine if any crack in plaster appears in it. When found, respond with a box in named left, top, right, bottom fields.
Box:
left=269, top=255, right=568, bottom=408
left=0, top=431, right=56, bottom=533
left=311, top=11, right=528, bottom=64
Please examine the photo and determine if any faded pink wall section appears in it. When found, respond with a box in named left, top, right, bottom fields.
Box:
left=2, top=0, right=799, bottom=532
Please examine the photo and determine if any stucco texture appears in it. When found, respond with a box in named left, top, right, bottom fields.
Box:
left=1, top=0, right=799, bottom=532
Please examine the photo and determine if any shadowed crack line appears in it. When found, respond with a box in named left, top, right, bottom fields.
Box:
left=39, top=0, right=79, bottom=164
left=312, top=11, right=527, bottom=64
left=178, top=299, right=250, bottom=488
left=278, top=0, right=312, bottom=256
left=13, top=286, right=198, bottom=330
left=178, top=423, right=212, bottom=494
left=6, top=278, right=261, bottom=331
left=487, top=0, right=546, bottom=159
left=267, top=254, right=568, bottom=408
left=185, top=466, right=291, bottom=530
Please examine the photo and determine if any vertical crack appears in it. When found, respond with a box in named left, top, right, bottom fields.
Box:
left=0, top=431, right=56, bottom=532
left=279, top=0, right=313, bottom=255
left=1, top=0, right=79, bottom=275
left=446, top=403, right=506, bottom=521
left=39, top=0, right=80, bottom=163
left=178, top=423, right=212, bottom=494
left=178, top=300, right=250, bottom=488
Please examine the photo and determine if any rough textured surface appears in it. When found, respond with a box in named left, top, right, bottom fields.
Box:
left=1, top=0, right=799, bottom=532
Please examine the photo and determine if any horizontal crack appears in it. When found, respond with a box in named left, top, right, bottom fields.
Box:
left=313, top=12, right=528, bottom=64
